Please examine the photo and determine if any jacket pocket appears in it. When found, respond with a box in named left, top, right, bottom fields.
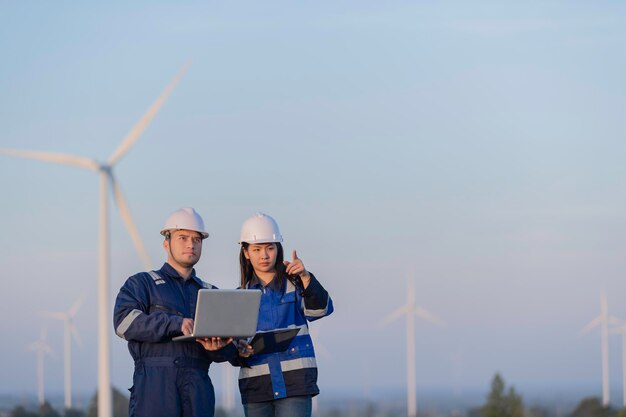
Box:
left=149, top=303, right=183, bottom=317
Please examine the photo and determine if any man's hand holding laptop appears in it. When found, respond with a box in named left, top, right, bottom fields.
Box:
left=196, top=336, right=233, bottom=351
left=181, top=317, right=233, bottom=351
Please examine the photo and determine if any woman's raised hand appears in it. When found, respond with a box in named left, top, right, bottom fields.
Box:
left=283, top=250, right=311, bottom=288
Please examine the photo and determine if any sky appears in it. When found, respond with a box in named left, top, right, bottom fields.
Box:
left=1, top=0, right=626, bottom=409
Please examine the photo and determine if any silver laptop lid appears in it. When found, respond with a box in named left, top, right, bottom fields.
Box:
left=174, top=289, right=261, bottom=341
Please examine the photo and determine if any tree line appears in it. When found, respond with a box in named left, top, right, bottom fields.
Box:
left=8, top=376, right=626, bottom=417
left=471, top=373, right=626, bottom=417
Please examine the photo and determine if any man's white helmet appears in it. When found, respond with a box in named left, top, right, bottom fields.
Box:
left=160, top=207, right=209, bottom=239
left=239, top=212, right=283, bottom=244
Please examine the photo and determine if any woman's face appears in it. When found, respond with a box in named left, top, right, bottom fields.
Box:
left=244, top=243, right=278, bottom=274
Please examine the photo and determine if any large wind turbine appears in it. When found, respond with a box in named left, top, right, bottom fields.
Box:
left=44, top=296, right=84, bottom=410
left=1, top=63, right=189, bottom=417
left=580, top=292, right=619, bottom=406
left=28, top=326, right=55, bottom=406
left=380, top=275, right=444, bottom=417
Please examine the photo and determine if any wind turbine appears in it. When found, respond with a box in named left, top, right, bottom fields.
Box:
left=580, top=292, right=620, bottom=406
left=611, top=322, right=626, bottom=407
left=28, top=326, right=55, bottom=405
left=0, top=63, right=189, bottom=417
left=44, top=296, right=84, bottom=410
left=379, top=275, right=444, bottom=417
left=309, top=323, right=330, bottom=416
left=220, top=365, right=236, bottom=412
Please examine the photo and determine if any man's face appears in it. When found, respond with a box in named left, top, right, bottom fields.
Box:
left=165, top=229, right=203, bottom=269
left=244, top=243, right=278, bottom=274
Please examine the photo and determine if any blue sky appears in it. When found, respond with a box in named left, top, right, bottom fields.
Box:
left=2, top=0, right=626, bottom=407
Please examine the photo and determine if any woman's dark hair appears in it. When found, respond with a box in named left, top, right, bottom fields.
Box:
left=239, top=242, right=303, bottom=293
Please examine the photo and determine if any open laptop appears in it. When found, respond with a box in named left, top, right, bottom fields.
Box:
left=172, top=289, right=261, bottom=341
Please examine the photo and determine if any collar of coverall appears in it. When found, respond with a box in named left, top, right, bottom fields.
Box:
left=248, top=272, right=283, bottom=292
left=160, top=262, right=204, bottom=287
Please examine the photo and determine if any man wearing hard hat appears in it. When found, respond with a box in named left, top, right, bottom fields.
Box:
left=114, top=207, right=237, bottom=417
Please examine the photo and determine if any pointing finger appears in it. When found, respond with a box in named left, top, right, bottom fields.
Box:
left=292, top=249, right=299, bottom=261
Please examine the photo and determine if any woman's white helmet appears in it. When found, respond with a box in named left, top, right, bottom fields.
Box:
left=239, top=212, right=282, bottom=244
left=160, top=207, right=209, bottom=239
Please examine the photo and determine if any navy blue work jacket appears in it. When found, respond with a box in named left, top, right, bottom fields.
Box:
left=114, top=263, right=236, bottom=365
left=235, top=273, right=333, bottom=403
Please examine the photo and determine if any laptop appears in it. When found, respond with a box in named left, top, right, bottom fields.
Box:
left=172, top=289, right=261, bottom=341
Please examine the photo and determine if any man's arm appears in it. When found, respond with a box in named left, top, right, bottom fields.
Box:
left=113, top=275, right=184, bottom=342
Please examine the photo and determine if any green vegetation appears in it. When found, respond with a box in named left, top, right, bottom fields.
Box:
left=570, top=397, right=613, bottom=417
left=8, top=383, right=626, bottom=417
left=481, top=373, right=524, bottom=417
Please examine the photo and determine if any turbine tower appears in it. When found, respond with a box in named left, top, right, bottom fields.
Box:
left=0, top=63, right=189, bottom=417
left=611, top=323, right=626, bottom=407
left=309, top=323, right=330, bottom=416
left=221, top=366, right=235, bottom=412
left=28, top=326, right=54, bottom=405
left=380, top=275, right=444, bottom=417
left=580, top=292, right=619, bottom=406
left=44, top=296, right=84, bottom=410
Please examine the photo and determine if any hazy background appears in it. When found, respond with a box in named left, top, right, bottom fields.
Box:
left=1, top=0, right=626, bottom=408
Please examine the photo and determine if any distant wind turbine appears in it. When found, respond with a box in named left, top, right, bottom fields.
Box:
left=309, top=323, right=330, bottom=416
left=221, top=366, right=235, bottom=412
left=28, top=326, right=55, bottom=405
left=380, top=275, right=444, bottom=417
left=580, top=292, right=620, bottom=406
left=610, top=321, right=626, bottom=407
left=1, top=63, right=189, bottom=417
left=309, top=323, right=331, bottom=359
left=44, top=296, right=84, bottom=410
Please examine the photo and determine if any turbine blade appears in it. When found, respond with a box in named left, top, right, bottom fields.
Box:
left=70, top=323, right=83, bottom=349
left=415, top=306, right=445, bottom=326
left=68, top=294, right=85, bottom=317
left=43, top=344, right=56, bottom=359
left=314, top=341, right=331, bottom=358
left=107, top=62, right=191, bottom=166
left=309, top=325, right=331, bottom=359
left=42, top=311, right=66, bottom=321
left=579, top=316, right=602, bottom=336
left=110, top=175, right=152, bottom=269
left=609, top=315, right=623, bottom=327
left=379, top=305, right=410, bottom=327
left=0, top=148, right=99, bottom=171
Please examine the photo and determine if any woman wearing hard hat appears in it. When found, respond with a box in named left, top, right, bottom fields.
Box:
left=233, top=212, right=334, bottom=417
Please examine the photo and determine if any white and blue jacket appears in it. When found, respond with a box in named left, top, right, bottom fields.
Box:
left=235, top=273, right=333, bottom=403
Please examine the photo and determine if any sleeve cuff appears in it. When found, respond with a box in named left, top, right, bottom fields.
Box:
left=167, top=316, right=184, bottom=337
left=302, top=273, right=322, bottom=296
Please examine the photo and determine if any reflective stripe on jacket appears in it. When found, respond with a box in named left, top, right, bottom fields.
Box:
left=236, top=273, right=333, bottom=403
left=113, top=263, right=236, bottom=364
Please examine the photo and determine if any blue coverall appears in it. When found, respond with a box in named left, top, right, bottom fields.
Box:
left=114, top=263, right=237, bottom=417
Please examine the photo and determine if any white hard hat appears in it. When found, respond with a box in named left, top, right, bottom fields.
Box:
left=239, top=212, right=283, bottom=244
left=160, top=207, right=209, bottom=239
